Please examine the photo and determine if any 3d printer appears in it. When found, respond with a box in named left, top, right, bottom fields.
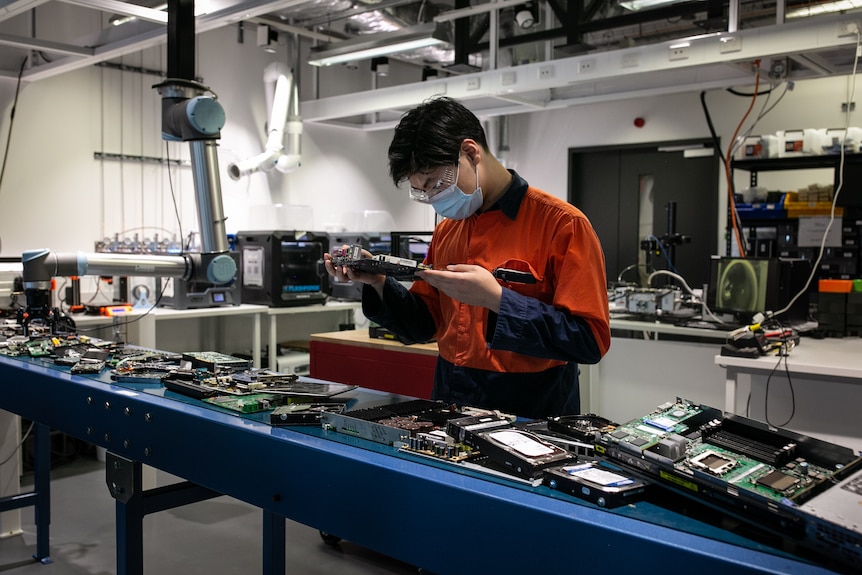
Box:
left=235, top=230, right=329, bottom=307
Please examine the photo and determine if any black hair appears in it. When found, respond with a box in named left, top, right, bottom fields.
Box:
left=387, top=96, right=489, bottom=186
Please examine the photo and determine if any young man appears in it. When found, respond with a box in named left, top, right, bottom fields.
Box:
left=325, top=97, right=610, bottom=419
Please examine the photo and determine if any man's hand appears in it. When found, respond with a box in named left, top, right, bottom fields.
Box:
left=323, top=246, right=385, bottom=296
left=415, top=265, right=503, bottom=313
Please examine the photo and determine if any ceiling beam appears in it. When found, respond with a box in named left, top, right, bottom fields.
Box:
left=0, top=0, right=51, bottom=23
left=56, top=0, right=169, bottom=24
left=0, top=31, right=94, bottom=56
left=15, top=0, right=314, bottom=82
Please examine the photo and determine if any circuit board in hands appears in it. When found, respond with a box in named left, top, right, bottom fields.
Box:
left=331, top=245, right=430, bottom=281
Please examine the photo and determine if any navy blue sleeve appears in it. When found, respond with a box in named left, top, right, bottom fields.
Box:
left=487, top=287, right=602, bottom=364
left=362, top=277, right=437, bottom=344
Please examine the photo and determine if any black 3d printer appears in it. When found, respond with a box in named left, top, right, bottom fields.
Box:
left=235, top=230, right=329, bottom=307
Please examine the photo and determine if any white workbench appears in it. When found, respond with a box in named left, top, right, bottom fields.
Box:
left=715, top=338, right=862, bottom=451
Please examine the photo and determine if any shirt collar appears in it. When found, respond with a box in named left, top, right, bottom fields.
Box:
left=491, top=169, right=528, bottom=220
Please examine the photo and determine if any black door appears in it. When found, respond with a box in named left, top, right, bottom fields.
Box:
left=569, top=140, right=720, bottom=289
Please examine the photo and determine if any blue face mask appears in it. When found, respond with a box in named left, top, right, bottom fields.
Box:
left=429, top=163, right=482, bottom=220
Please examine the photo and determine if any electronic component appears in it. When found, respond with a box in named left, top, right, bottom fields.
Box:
left=544, top=461, right=648, bottom=508
left=445, top=414, right=512, bottom=444
left=543, top=414, right=618, bottom=459
left=181, top=351, right=251, bottom=372
left=690, top=450, right=738, bottom=476
left=700, top=418, right=797, bottom=467
left=462, top=427, right=574, bottom=480
left=156, top=252, right=241, bottom=310
left=270, top=402, right=346, bottom=426
left=203, top=393, right=286, bottom=413
left=322, top=399, right=461, bottom=447
left=162, top=369, right=229, bottom=399
left=624, top=288, right=679, bottom=316
left=492, top=268, right=536, bottom=284
left=71, top=358, right=107, bottom=374
left=706, top=256, right=811, bottom=323
left=327, top=233, right=391, bottom=301
left=756, top=470, right=799, bottom=493
left=596, top=397, right=862, bottom=572
left=331, top=244, right=431, bottom=281
left=403, top=431, right=478, bottom=463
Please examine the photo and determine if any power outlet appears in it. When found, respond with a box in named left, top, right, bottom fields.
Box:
left=538, top=65, right=554, bottom=79
left=719, top=36, right=742, bottom=54
left=838, top=21, right=860, bottom=38
left=501, top=71, right=516, bottom=86
left=466, top=77, right=481, bottom=91
left=578, top=59, right=596, bottom=73
left=668, top=44, right=690, bottom=61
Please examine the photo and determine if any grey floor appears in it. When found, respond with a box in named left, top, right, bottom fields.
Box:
left=0, top=452, right=420, bottom=575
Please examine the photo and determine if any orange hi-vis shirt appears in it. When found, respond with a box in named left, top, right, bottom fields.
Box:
left=409, top=183, right=611, bottom=373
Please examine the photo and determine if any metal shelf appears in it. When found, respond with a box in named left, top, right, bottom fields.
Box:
left=732, top=154, right=862, bottom=173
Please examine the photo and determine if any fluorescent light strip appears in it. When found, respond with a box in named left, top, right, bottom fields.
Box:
left=787, top=0, right=862, bottom=17
left=619, top=0, right=702, bottom=11
left=308, top=23, right=447, bottom=67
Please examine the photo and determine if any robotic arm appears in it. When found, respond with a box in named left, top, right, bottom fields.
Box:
left=20, top=0, right=236, bottom=335
left=227, top=62, right=301, bottom=180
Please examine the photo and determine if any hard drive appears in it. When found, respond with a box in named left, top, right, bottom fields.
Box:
left=544, top=461, right=648, bottom=508
left=270, top=402, right=347, bottom=426
left=467, top=427, right=575, bottom=480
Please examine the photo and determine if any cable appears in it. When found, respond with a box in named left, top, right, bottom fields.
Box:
left=74, top=140, right=185, bottom=338
left=0, top=420, right=35, bottom=466
left=648, top=269, right=727, bottom=324
left=726, top=86, right=776, bottom=97
left=723, top=59, right=763, bottom=258
left=0, top=58, right=28, bottom=196
left=616, top=263, right=646, bottom=284
left=764, top=352, right=795, bottom=428
left=166, top=141, right=185, bottom=258
left=772, top=29, right=860, bottom=321
left=647, top=269, right=697, bottom=295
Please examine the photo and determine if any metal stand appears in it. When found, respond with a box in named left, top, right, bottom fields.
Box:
left=105, top=452, right=286, bottom=575
left=0, top=423, right=52, bottom=563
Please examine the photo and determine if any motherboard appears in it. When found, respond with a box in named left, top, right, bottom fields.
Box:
left=595, top=397, right=862, bottom=571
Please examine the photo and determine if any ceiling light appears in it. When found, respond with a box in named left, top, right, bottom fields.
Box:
left=308, top=23, right=447, bottom=67
left=514, top=4, right=537, bottom=29
left=257, top=24, right=278, bottom=53
left=786, top=0, right=862, bottom=18
left=619, top=0, right=703, bottom=11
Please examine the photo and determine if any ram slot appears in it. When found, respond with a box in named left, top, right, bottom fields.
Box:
left=702, top=428, right=795, bottom=466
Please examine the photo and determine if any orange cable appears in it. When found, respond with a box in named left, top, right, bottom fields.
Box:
left=724, top=59, right=762, bottom=258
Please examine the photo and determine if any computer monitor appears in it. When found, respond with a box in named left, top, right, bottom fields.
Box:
left=707, top=256, right=812, bottom=323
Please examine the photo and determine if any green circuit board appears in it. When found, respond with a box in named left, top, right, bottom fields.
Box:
left=202, top=393, right=288, bottom=413
left=679, top=442, right=832, bottom=502
left=603, top=399, right=844, bottom=504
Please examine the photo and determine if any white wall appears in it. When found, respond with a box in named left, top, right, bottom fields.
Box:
left=0, top=22, right=857, bottom=262
left=0, top=25, right=434, bottom=260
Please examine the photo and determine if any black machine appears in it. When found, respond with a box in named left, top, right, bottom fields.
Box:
left=156, top=252, right=242, bottom=309
left=235, top=230, right=329, bottom=307
left=390, top=231, right=433, bottom=263
left=706, top=256, right=812, bottom=324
